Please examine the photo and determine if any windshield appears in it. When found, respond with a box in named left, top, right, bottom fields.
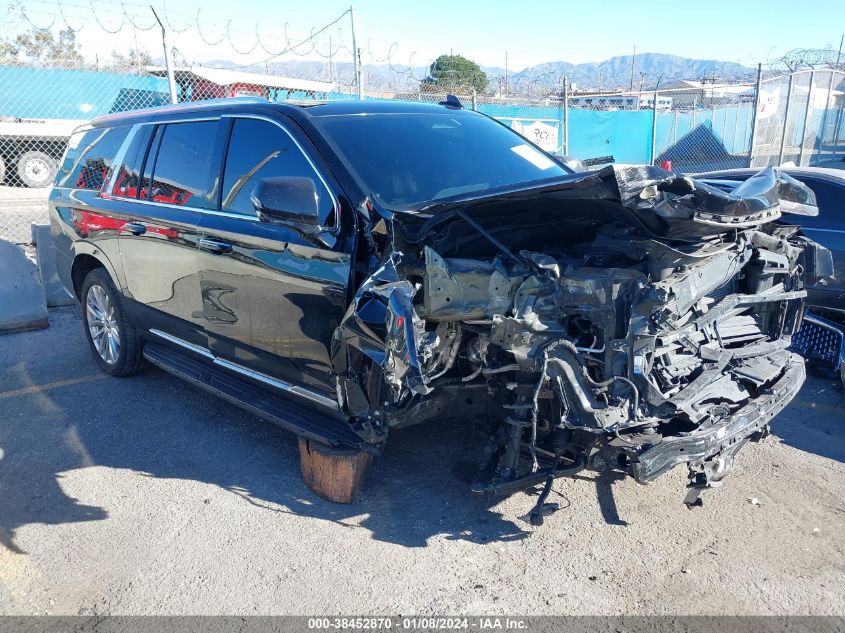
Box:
left=312, top=112, right=571, bottom=208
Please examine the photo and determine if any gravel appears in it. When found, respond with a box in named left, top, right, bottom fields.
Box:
left=0, top=308, right=843, bottom=615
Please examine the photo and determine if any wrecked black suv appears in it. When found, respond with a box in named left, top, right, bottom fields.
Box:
left=50, top=98, right=831, bottom=510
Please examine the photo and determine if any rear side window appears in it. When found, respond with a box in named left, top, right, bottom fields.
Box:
left=147, top=121, right=218, bottom=209
left=220, top=118, right=333, bottom=220
left=56, top=126, right=130, bottom=190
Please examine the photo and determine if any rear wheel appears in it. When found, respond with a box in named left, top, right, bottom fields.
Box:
left=17, top=150, right=57, bottom=188
left=80, top=268, right=146, bottom=377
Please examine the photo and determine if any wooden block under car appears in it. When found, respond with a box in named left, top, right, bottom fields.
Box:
left=298, top=438, right=372, bottom=504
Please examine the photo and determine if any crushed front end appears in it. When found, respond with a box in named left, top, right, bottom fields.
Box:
left=333, top=165, right=832, bottom=509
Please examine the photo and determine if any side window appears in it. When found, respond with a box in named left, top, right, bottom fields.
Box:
left=148, top=121, right=218, bottom=209
left=221, top=118, right=333, bottom=220
left=110, top=126, right=153, bottom=199
left=56, top=126, right=130, bottom=190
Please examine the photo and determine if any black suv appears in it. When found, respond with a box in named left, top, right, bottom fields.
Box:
left=50, top=98, right=830, bottom=509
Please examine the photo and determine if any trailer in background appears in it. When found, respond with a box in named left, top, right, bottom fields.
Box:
left=0, top=64, right=335, bottom=187
left=0, top=117, right=84, bottom=188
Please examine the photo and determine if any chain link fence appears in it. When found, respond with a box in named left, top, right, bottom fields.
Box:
left=1, top=11, right=844, bottom=244
left=751, top=69, right=845, bottom=168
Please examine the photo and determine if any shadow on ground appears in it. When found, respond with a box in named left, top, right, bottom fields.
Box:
left=0, top=311, right=536, bottom=552
left=768, top=370, right=845, bottom=464
left=2, top=310, right=842, bottom=553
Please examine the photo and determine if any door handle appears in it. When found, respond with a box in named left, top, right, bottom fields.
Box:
left=199, top=237, right=233, bottom=255
left=123, top=222, right=146, bottom=236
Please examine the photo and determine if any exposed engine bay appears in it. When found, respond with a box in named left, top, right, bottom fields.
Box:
left=332, top=165, right=833, bottom=516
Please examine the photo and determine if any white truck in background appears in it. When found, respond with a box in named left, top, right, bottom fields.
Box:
left=0, top=117, right=84, bottom=188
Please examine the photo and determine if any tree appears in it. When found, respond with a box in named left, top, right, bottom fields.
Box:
left=111, top=48, right=153, bottom=68
left=423, top=54, right=488, bottom=94
left=0, top=27, right=83, bottom=64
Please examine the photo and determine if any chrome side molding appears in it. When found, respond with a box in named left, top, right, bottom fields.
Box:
left=148, top=328, right=339, bottom=411
left=149, top=328, right=214, bottom=359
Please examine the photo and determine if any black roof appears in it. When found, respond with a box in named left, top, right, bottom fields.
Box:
left=91, top=97, right=469, bottom=127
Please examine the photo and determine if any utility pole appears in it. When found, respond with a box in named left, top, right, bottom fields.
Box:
left=563, top=76, right=569, bottom=155
left=328, top=36, right=334, bottom=83
left=504, top=51, right=509, bottom=97
left=133, top=25, right=140, bottom=74
left=748, top=63, right=764, bottom=167
left=629, top=45, right=636, bottom=92
left=350, top=6, right=363, bottom=99
left=150, top=6, right=177, bottom=104
left=650, top=73, right=664, bottom=165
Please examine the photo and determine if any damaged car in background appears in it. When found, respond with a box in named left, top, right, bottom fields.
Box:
left=52, top=99, right=832, bottom=517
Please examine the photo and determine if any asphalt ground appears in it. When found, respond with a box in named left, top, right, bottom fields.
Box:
left=0, top=186, right=50, bottom=244
left=0, top=307, right=843, bottom=615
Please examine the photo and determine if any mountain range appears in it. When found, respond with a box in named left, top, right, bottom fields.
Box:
left=201, top=52, right=758, bottom=93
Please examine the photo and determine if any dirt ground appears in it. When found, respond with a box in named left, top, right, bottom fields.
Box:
left=0, top=307, right=843, bottom=615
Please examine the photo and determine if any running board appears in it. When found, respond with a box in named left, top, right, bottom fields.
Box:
left=143, top=342, right=366, bottom=451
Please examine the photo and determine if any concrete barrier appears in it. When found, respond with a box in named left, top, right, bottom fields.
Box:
left=31, top=223, right=74, bottom=307
left=0, top=239, right=48, bottom=334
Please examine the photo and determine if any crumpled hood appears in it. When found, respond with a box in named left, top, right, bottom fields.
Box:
left=397, top=165, right=818, bottom=242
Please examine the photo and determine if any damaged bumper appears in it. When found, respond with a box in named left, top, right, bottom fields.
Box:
left=631, top=354, right=804, bottom=483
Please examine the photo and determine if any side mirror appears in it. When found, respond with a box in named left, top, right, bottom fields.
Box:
left=251, top=176, right=320, bottom=226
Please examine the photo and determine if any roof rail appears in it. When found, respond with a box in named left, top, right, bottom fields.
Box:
left=92, top=96, right=268, bottom=125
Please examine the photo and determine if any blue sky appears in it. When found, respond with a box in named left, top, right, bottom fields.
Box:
left=186, top=0, right=845, bottom=68
left=12, top=0, right=845, bottom=69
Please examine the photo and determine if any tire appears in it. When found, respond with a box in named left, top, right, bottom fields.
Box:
left=16, top=150, right=57, bottom=188
left=80, top=268, right=146, bottom=377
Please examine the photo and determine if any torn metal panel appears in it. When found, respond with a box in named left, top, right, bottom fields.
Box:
left=334, top=253, right=430, bottom=399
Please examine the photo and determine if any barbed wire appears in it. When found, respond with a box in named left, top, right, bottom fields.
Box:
left=162, top=0, right=192, bottom=34
left=773, top=48, right=845, bottom=71
left=194, top=8, right=226, bottom=46
left=221, top=9, right=350, bottom=69
left=90, top=0, right=126, bottom=34
left=119, top=0, right=157, bottom=30
left=56, top=0, right=88, bottom=32
left=19, top=6, right=58, bottom=31
left=7, top=0, right=357, bottom=68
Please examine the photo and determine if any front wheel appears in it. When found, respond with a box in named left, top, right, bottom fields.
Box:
left=80, top=268, right=146, bottom=377
left=17, top=150, right=57, bottom=188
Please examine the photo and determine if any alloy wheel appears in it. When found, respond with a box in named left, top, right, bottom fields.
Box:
left=86, top=284, right=121, bottom=364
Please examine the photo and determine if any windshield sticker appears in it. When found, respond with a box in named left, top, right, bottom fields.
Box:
left=510, top=144, right=556, bottom=170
